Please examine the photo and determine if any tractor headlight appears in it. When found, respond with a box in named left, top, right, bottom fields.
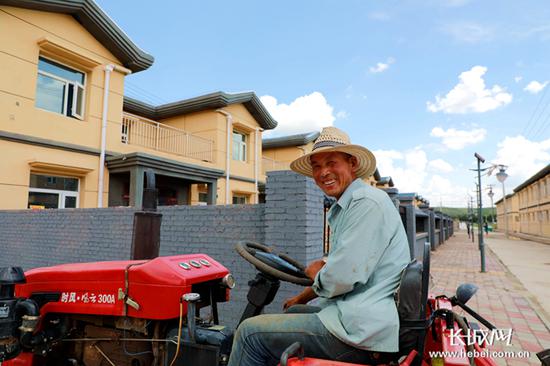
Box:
left=222, top=273, right=236, bottom=289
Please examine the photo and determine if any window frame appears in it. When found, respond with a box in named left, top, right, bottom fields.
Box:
left=28, top=173, right=80, bottom=209
left=232, top=130, right=247, bottom=162
left=198, top=192, right=209, bottom=203
left=232, top=193, right=249, bottom=205
left=36, top=56, right=86, bottom=120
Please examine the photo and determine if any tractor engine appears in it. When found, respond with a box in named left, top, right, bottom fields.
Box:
left=0, top=267, right=40, bottom=361
left=0, top=254, right=235, bottom=366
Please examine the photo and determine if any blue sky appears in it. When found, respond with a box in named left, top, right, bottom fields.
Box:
left=96, top=0, right=550, bottom=207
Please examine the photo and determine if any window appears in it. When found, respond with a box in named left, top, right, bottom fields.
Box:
left=232, top=130, right=247, bottom=161
left=198, top=192, right=209, bottom=204
left=36, top=57, right=85, bottom=119
left=28, top=174, right=79, bottom=209
left=232, top=194, right=249, bottom=205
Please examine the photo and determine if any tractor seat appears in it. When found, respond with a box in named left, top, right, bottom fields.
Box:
left=394, top=242, right=431, bottom=362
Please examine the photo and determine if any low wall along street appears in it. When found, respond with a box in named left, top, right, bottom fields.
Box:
left=0, top=170, right=452, bottom=328
left=0, top=171, right=324, bottom=328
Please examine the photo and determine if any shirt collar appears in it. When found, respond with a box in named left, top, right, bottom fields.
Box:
left=328, top=178, right=363, bottom=215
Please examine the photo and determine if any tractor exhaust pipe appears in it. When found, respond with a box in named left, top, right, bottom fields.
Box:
left=131, top=169, right=162, bottom=260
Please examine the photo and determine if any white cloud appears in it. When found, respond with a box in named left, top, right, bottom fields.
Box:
left=492, top=135, right=550, bottom=190
left=514, top=76, right=523, bottom=83
left=336, top=110, right=349, bottom=119
left=442, top=22, right=494, bottom=43
left=430, top=126, right=487, bottom=150
left=374, top=148, right=467, bottom=207
left=524, top=80, right=548, bottom=94
left=368, top=11, right=390, bottom=21
left=374, top=148, right=427, bottom=193
left=425, top=175, right=469, bottom=207
left=428, top=159, right=454, bottom=173
left=514, top=25, right=550, bottom=41
left=369, top=57, right=395, bottom=74
left=427, top=66, right=512, bottom=113
left=260, top=92, right=335, bottom=137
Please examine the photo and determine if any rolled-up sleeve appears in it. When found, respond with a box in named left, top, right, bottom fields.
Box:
left=312, top=198, right=389, bottom=298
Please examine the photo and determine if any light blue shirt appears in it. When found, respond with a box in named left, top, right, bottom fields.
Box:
left=312, top=179, right=410, bottom=352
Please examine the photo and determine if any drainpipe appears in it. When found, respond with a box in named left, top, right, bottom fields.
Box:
left=254, top=128, right=260, bottom=203
left=216, top=109, right=233, bottom=205
left=98, top=64, right=131, bottom=207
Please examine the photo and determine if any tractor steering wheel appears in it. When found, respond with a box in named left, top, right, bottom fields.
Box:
left=235, top=241, right=313, bottom=286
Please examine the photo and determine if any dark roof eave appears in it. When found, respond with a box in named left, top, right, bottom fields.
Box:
left=123, top=92, right=278, bottom=130
left=262, top=131, right=320, bottom=149
left=376, top=176, right=394, bottom=187
left=513, top=164, right=550, bottom=192
left=1, top=0, right=154, bottom=73
left=494, top=193, right=514, bottom=205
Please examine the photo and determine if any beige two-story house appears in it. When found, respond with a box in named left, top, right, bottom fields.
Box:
left=0, top=0, right=277, bottom=210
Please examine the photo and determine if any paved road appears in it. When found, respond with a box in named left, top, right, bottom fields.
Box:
left=485, top=231, right=550, bottom=328
left=430, top=230, right=550, bottom=365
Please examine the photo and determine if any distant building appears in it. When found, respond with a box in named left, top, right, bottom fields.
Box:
left=495, top=164, right=550, bottom=243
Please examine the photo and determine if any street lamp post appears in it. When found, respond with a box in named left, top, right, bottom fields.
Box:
left=474, top=153, right=486, bottom=272
left=469, top=195, right=475, bottom=243
left=496, top=166, right=509, bottom=239
left=487, top=187, right=495, bottom=224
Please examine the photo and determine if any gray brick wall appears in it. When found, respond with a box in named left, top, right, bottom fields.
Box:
left=0, top=207, right=136, bottom=269
left=0, top=171, right=325, bottom=329
left=263, top=171, right=324, bottom=314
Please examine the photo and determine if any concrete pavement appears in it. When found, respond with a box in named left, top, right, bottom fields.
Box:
left=485, top=232, right=550, bottom=328
left=430, top=230, right=550, bottom=366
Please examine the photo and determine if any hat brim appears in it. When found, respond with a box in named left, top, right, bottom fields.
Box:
left=290, top=145, right=377, bottom=179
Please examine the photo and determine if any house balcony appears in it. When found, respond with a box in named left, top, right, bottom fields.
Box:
left=121, top=112, right=213, bottom=162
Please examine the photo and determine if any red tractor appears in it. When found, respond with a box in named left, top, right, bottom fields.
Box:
left=0, top=254, right=236, bottom=365
left=2, top=240, right=547, bottom=366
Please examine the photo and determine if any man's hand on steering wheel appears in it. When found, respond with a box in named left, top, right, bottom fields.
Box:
left=282, top=259, right=326, bottom=310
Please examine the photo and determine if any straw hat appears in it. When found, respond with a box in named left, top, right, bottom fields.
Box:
left=290, top=127, right=376, bottom=178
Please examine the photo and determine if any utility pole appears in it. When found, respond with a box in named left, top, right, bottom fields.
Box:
left=469, top=195, right=475, bottom=243
left=487, top=185, right=495, bottom=224
left=496, top=166, right=509, bottom=239
left=474, top=153, right=486, bottom=273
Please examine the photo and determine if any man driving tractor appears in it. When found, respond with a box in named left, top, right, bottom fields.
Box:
left=228, top=127, right=411, bottom=366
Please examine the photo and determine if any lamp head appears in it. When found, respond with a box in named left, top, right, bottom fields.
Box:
left=496, top=167, right=508, bottom=183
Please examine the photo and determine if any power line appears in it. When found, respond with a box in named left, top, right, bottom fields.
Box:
left=523, top=84, right=550, bottom=139
left=531, top=107, right=550, bottom=139
left=125, top=81, right=170, bottom=105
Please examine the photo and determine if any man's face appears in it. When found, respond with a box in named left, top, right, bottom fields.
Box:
left=310, top=152, right=358, bottom=199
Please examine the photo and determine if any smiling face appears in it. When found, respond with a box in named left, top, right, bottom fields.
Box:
left=310, top=151, right=358, bottom=199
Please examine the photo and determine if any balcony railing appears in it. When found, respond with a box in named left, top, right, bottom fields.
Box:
left=121, top=112, right=213, bottom=162
left=262, top=157, right=289, bottom=175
